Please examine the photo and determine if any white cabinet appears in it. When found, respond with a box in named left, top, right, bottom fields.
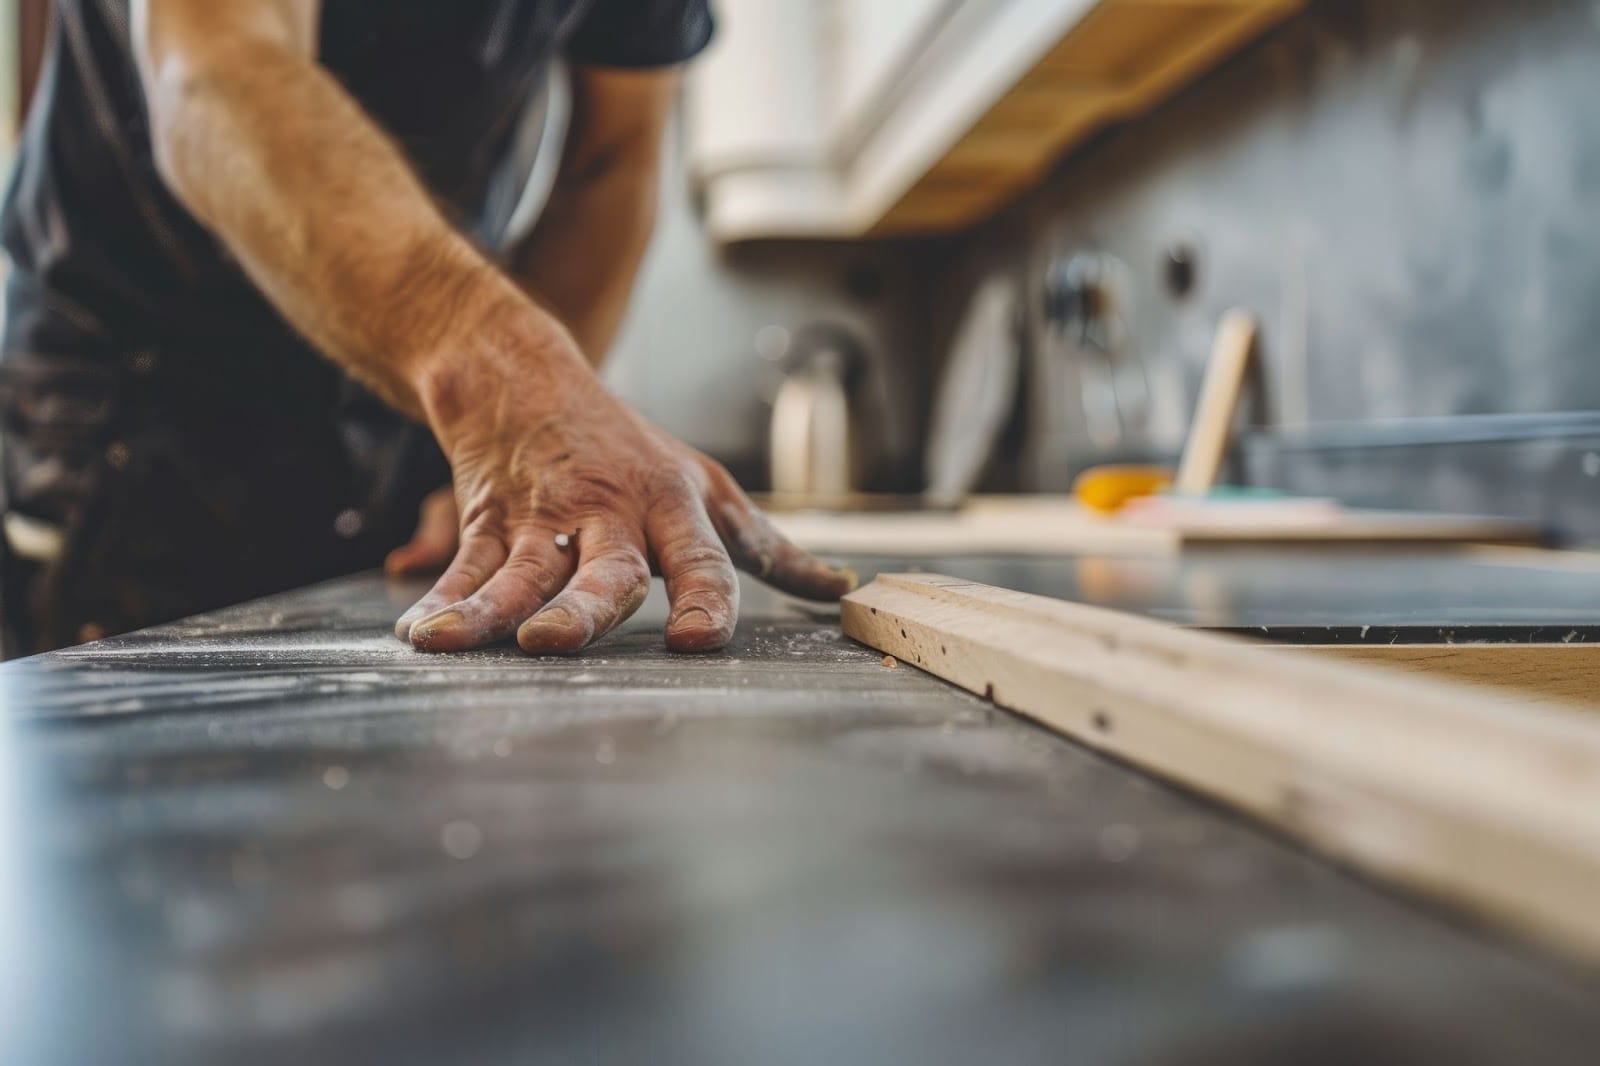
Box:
left=825, top=0, right=950, bottom=147
left=686, top=0, right=1302, bottom=243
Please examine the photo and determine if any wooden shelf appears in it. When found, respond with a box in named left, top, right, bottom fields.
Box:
left=687, top=0, right=1303, bottom=242
left=873, top=0, right=1303, bottom=234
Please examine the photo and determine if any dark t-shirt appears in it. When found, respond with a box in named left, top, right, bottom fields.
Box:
left=2, top=0, right=711, bottom=365
left=0, top=0, right=711, bottom=648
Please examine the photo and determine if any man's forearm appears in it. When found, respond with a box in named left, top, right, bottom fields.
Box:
left=136, top=6, right=580, bottom=424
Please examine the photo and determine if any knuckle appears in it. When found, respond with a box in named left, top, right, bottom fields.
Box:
left=618, top=555, right=653, bottom=589
left=700, top=457, right=739, bottom=497
left=587, top=547, right=652, bottom=592
left=449, top=558, right=492, bottom=587
left=645, top=465, right=698, bottom=503
left=671, top=541, right=734, bottom=578
left=459, top=500, right=506, bottom=535
left=562, top=589, right=605, bottom=618
left=729, top=519, right=774, bottom=561
left=500, top=556, right=563, bottom=592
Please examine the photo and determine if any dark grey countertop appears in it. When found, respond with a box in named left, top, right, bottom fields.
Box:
left=4, top=558, right=1599, bottom=1065
left=832, top=548, right=1600, bottom=643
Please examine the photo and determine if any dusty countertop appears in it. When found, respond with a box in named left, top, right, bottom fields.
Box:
left=4, top=558, right=1599, bottom=1064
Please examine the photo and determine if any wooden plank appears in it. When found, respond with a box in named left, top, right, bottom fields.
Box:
left=871, top=0, right=1304, bottom=234
left=1286, top=644, right=1600, bottom=712
left=770, top=502, right=1180, bottom=557
left=841, top=573, right=1600, bottom=961
left=1171, top=508, right=1541, bottom=546
left=772, top=497, right=1541, bottom=557
left=1174, top=310, right=1259, bottom=496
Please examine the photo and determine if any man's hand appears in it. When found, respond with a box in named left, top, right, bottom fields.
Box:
left=132, top=0, right=847, bottom=655
left=391, top=314, right=855, bottom=655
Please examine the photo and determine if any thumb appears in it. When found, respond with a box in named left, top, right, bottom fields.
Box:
left=385, top=487, right=460, bottom=576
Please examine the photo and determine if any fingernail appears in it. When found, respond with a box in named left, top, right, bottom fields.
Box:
left=836, top=567, right=860, bottom=591
left=520, top=607, right=579, bottom=645
left=667, top=607, right=731, bottom=653
left=670, top=607, right=714, bottom=632
left=412, top=610, right=464, bottom=642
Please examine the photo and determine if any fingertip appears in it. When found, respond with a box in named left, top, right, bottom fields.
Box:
left=517, top=607, right=592, bottom=655
left=779, top=562, right=859, bottom=602
left=665, top=606, right=734, bottom=654
left=409, top=609, right=473, bottom=653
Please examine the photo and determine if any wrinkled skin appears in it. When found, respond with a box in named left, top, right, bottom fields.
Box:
left=389, top=349, right=855, bottom=656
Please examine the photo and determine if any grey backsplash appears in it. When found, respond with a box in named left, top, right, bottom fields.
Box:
left=605, top=115, right=931, bottom=493
left=920, top=0, right=1600, bottom=540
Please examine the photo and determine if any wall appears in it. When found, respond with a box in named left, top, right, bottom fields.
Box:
left=928, top=0, right=1600, bottom=537
left=604, top=113, right=927, bottom=489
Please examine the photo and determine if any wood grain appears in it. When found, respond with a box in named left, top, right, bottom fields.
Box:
left=1289, top=644, right=1600, bottom=712
left=842, top=573, right=1600, bottom=961
left=1174, top=310, right=1259, bottom=496
left=872, top=0, right=1305, bottom=234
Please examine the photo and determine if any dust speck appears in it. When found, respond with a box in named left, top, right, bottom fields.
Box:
left=1099, top=823, right=1141, bottom=863
left=441, top=821, right=483, bottom=860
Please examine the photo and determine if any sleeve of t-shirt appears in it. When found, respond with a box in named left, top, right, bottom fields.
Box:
left=565, top=0, right=715, bottom=69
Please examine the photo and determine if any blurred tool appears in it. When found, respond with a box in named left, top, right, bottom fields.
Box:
left=924, top=274, right=1022, bottom=504
left=768, top=323, right=869, bottom=500
left=1072, top=465, right=1172, bottom=513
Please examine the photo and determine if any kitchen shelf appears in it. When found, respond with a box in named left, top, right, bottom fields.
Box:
left=686, top=0, right=1303, bottom=242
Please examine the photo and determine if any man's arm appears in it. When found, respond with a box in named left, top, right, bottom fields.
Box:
left=509, top=67, right=676, bottom=362
left=133, top=0, right=855, bottom=654
left=134, top=0, right=514, bottom=420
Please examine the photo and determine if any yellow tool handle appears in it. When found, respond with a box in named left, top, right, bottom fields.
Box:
left=1072, top=465, right=1173, bottom=514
